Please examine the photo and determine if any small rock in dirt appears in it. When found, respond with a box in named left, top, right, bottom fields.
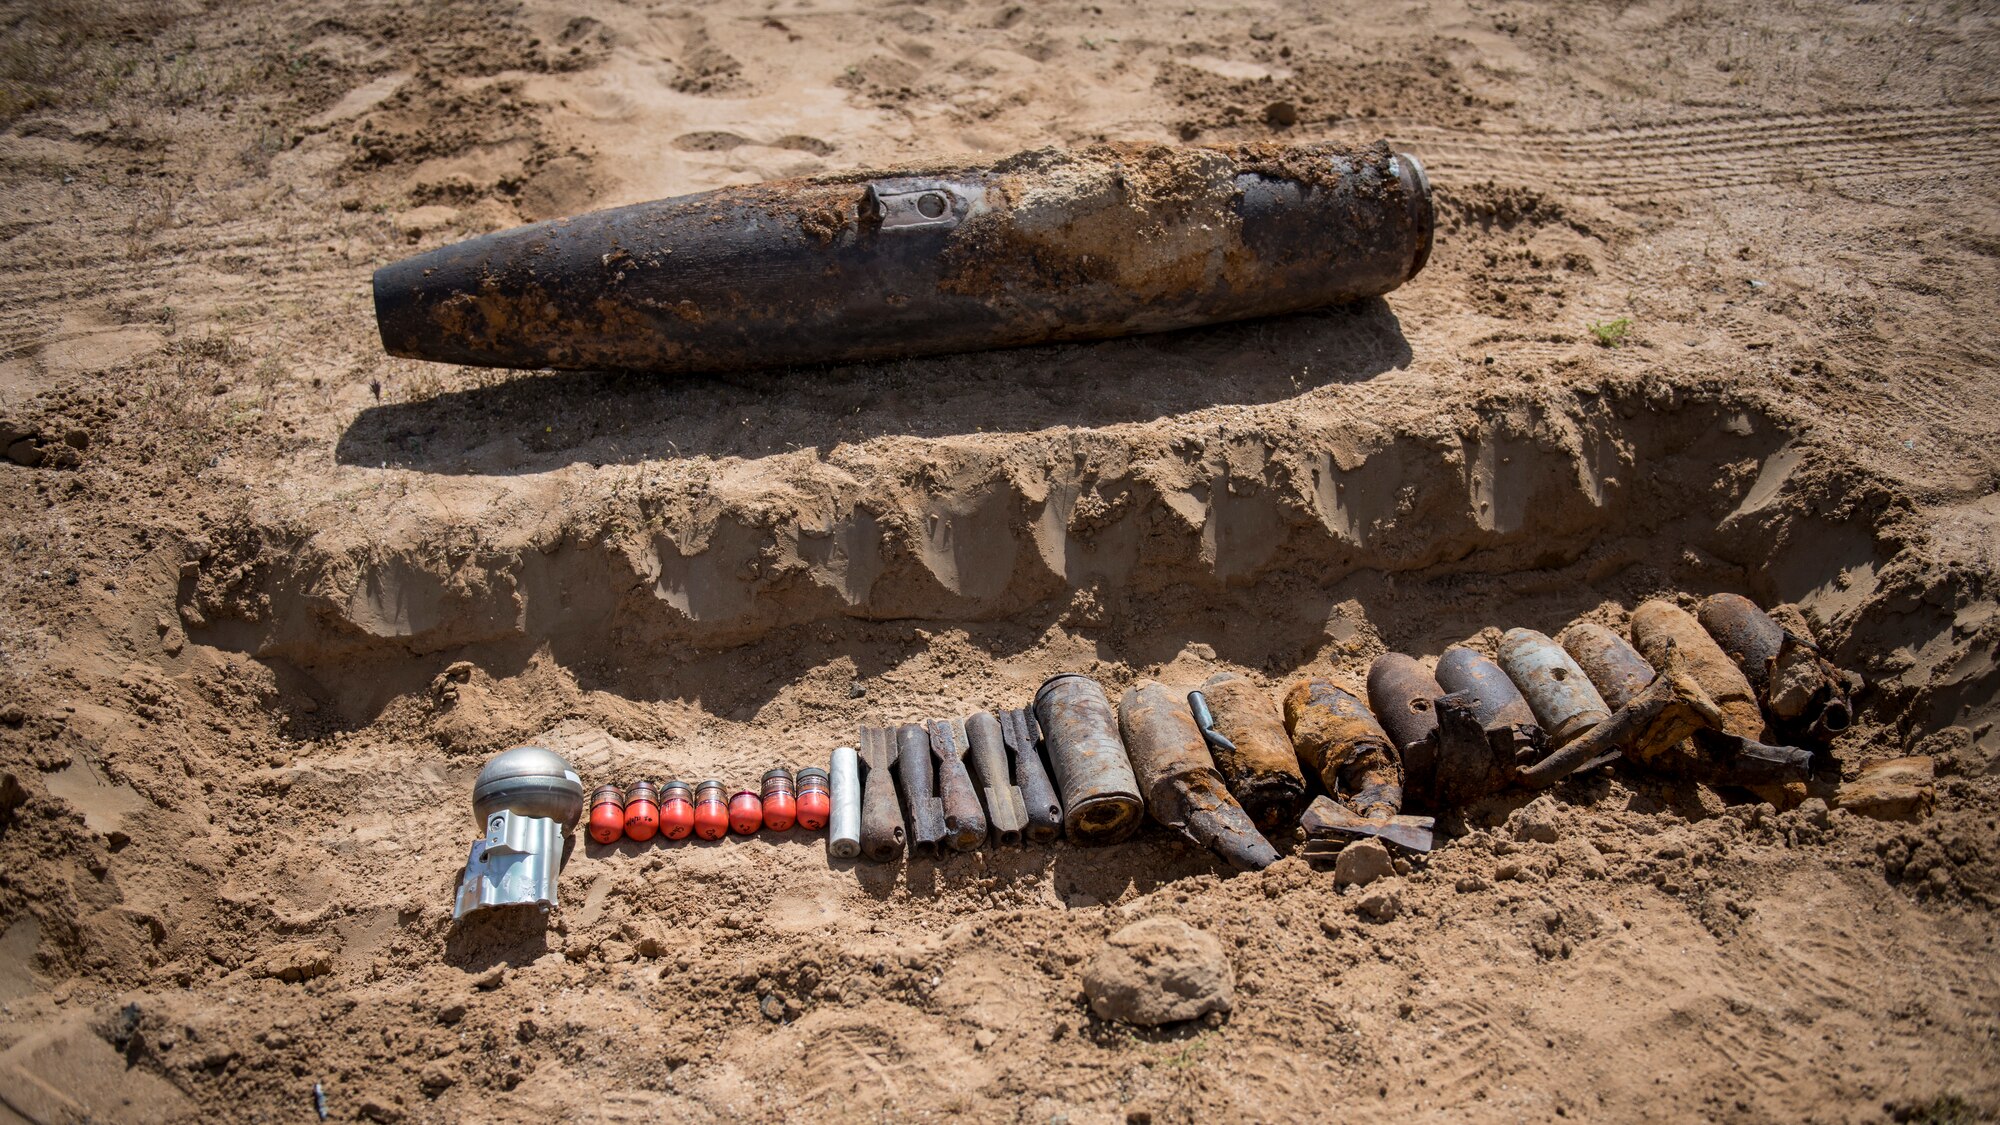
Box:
left=1263, top=100, right=1299, bottom=127
left=1333, top=838, right=1394, bottom=887
left=1455, top=875, right=1490, bottom=893
left=1356, top=888, right=1401, bottom=922
left=759, top=992, right=787, bottom=1022
left=1797, top=797, right=1831, bottom=830
left=418, top=1063, right=456, bottom=1094
left=1511, top=796, right=1562, bottom=844
left=436, top=1002, right=467, bottom=1025
left=252, top=944, right=333, bottom=984
left=1837, top=757, right=1935, bottom=822
left=1081, top=916, right=1233, bottom=1027
left=471, top=965, right=505, bottom=990
left=1318, top=911, right=1344, bottom=937
left=974, top=1029, right=997, bottom=1051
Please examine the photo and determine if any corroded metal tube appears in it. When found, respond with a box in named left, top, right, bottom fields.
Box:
left=1118, top=682, right=1280, bottom=871
left=1191, top=673, right=1308, bottom=832
left=1002, top=706, right=1063, bottom=844
left=1282, top=676, right=1402, bottom=819
left=1497, top=628, right=1611, bottom=747
left=1366, top=654, right=1443, bottom=797
left=1434, top=646, right=1546, bottom=764
left=898, top=723, right=948, bottom=857
left=1630, top=600, right=1812, bottom=795
left=931, top=718, right=987, bottom=852
left=1033, top=674, right=1144, bottom=846
left=857, top=725, right=904, bottom=862
left=965, top=712, right=1029, bottom=846
left=374, top=141, right=1434, bottom=374
left=827, top=748, right=861, bottom=859
left=1559, top=622, right=1657, bottom=710
left=1697, top=593, right=1857, bottom=741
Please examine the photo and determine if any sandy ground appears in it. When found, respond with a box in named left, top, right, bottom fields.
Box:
left=2, top=0, right=1999, bottom=1121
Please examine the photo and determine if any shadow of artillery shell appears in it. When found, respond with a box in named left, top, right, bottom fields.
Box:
left=1559, top=622, right=1657, bottom=710
left=1497, top=628, right=1611, bottom=746
left=1118, top=682, right=1279, bottom=871
left=1033, top=674, right=1143, bottom=846
left=1366, top=654, right=1443, bottom=796
left=1194, top=672, right=1308, bottom=831
left=1282, top=676, right=1403, bottom=819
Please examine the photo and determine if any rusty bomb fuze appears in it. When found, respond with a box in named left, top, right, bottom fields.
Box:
left=372, top=141, right=1433, bottom=374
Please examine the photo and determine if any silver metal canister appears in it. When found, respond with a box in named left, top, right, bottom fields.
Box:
left=828, top=745, right=861, bottom=860
left=1032, top=673, right=1144, bottom=846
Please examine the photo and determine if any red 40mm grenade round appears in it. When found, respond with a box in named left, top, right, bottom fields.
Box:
left=729, top=788, right=763, bottom=835
left=794, top=766, right=831, bottom=832
left=658, top=779, right=694, bottom=840
left=761, top=768, right=797, bottom=832
left=588, top=784, right=626, bottom=845
left=692, top=780, right=729, bottom=841
left=622, top=780, right=661, bottom=843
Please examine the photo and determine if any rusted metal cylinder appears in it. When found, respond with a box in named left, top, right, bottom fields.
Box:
left=1282, top=676, right=1403, bottom=819
left=1118, top=682, right=1280, bottom=871
left=1630, top=601, right=1764, bottom=742
left=1192, top=673, right=1308, bottom=832
left=857, top=725, right=904, bottom=862
left=373, top=141, right=1434, bottom=374
left=1559, top=623, right=1656, bottom=711
left=1497, top=628, right=1611, bottom=747
left=1697, top=593, right=1856, bottom=739
left=1366, top=654, right=1443, bottom=796
left=965, top=711, right=1029, bottom=847
left=1434, top=646, right=1546, bottom=761
left=1033, top=674, right=1144, bottom=846
left=930, top=719, right=988, bottom=852
left=897, top=723, right=948, bottom=857
left=1001, top=707, right=1063, bottom=844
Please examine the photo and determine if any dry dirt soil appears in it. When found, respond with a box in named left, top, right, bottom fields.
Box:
left=2, top=0, right=1999, bottom=1122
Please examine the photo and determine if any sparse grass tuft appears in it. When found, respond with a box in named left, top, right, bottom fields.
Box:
left=1588, top=317, right=1633, bottom=348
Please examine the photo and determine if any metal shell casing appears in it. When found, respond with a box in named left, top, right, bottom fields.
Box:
left=1366, top=654, right=1444, bottom=795
left=826, top=749, right=862, bottom=859
left=1630, top=601, right=1765, bottom=742
left=1497, top=628, right=1612, bottom=746
left=930, top=719, right=988, bottom=852
left=1697, top=593, right=1857, bottom=738
left=455, top=746, right=585, bottom=921
left=1434, top=646, right=1546, bottom=757
left=1282, top=676, right=1404, bottom=819
left=964, top=711, right=1029, bottom=846
left=1001, top=707, right=1063, bottom=844
left=1192, top=672, right=1308, bottom=832
left=1559, top=623, right=1657, bottom=710
left=856, top=725, right=905, bottom=862
left=374, top=141, right=1434, bottom=375
left=1033, top=674, right=1144, bottom=846
left=1118, top=682, right=1279, bottom=871
left=897, top=722, right=948, bottom=856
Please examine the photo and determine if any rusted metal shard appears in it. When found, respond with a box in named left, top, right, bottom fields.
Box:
left=1033, top=674, right=1144, bottom=846
left=1282, top=676, right=1404, bottom=819
left=1498, top=628, right=1612, bottom=747
left=1697, top=593, right=1859, bottom=742
left=1119, top=681, right=1281, bottom=872
left=1687, top=731, right=1816, bottom=786
left=373, top=141, right=1435, bottom=375
left=1001, top=707, right=1063, bottom=844
left=1434, top=646, right=1547, bottom=767
left=1192, top=675, right=1309, bottom=832
left=856, top=725, right=904, bottom=862
left=1515, top=650, right=1725, bottom=788
left=964, top=712, right=1029, bottom=846
left=1429, top=690, right=1519, bottom=806
left=930, top=718, right=988, bottom=852
left=897, top=723, right=949, bottom=857
left=1367, top=654, right=1443, bottom=797
left=1299, top=795, right=1435, bottom=854
left=1559, top=622, right=1658, bottom=711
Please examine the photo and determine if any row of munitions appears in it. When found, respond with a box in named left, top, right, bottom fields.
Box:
left=588, top=770, right=832, bottom=843
left=565, top=594, right=1857, bottom=871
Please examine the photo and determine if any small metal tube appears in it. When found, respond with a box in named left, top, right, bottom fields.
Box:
left=1192, top=673, right=1309, bottom=832
left=930, top=719, right=988, bottom=852
left=1497, top=628, right=1612, bottom=747
left=897, top=722, right=948, bottom=857
left=827, top=750, right=861, bottom=859
left=857, top=725, right=905, bottom=862
left=1282, top=676, right=1404, bottom=819
left=1366, top=654, right=1443, bottom=798
left=1559, top=623, right=1657, bottom=710
left=1118, top=681, right=1280, bottom=871
left=965, top=712, right=1029, bottom=846
left=1001, top=707, right=1063, bottom=844
left=1434, top=646, right=1546, bottom=763
left=1033, top=674, right=1144, bottom=846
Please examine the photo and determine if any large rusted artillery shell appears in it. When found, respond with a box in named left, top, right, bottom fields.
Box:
left=1497, top=628, right=1611, bottom=747
left=965, top=711, right=1029, bottom=847
left=1001, top=707, right=1063, bottom=844
left=897, top=723, right=949, bottom=857
left=1434, top=646, right=1547, bottom=762
left=1630, top=601, right=1765, bottom=742
left=1118, top=682, right=1280, bottom=871
left=1282, top=677, right=1403, bottom=819
left=930, top=719, right=988, bottom=852
left=373, top=141, right=1434, bottom=374
left=1193, top=673, right=1308, bottom=832
left=1033, top=674, right=1144, bottom=846
left=1697, top=593, right=1856, bottom=739
left=1559, top=623, right=1657, bottom=710
left=856, top=725, right=904, bottom=862
left=1366, top=654, right=1443, bottom=794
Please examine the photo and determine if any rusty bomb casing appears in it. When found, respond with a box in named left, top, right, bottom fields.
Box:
left=1118, top=682, right=1281, bottom=871
left=1282, top=676, right=1403, bottom=819
left=931, top=718, right=988, bottom=852
left=1697, top=593, right=1857, bottom=741
left=1033, top=674, right=1145, bottom=846
left=897, top=723, right=949, bottom=857
left=1630, top=601, right=1765, bottom=743
left=373, top=141, right=1434, bottom=374
left=1559, top=622, right=1657, bottom=710
left=1366, top=654, right=1444, bottom=795
left=1434, top=646, right=1547, bottom=763
left=1001, top=706, right=1064, bottom=844
left=965, top=711, right=1030, bottom=846
left=1497, top=628, right=1612, bottom=747
left=1191, top=673, right=1309, bottom=832
left=856, top=725, right=905, bottom=862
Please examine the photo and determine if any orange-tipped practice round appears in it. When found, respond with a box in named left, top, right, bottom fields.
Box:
left=794, top=766, right=830, bottom=832
left=622, top=780, right=660, bottom=843
left=658, top=779, right=694, bottom=841
left=693, top=779, right=729, bottom=840
left=729, top=789, right=763, bottom=835
left=588, top=784, right=626, bottom=845
left=761, top=768, right=797, bottom=832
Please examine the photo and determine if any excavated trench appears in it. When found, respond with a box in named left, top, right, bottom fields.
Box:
left=174, top=383, right=1995, bottom=755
